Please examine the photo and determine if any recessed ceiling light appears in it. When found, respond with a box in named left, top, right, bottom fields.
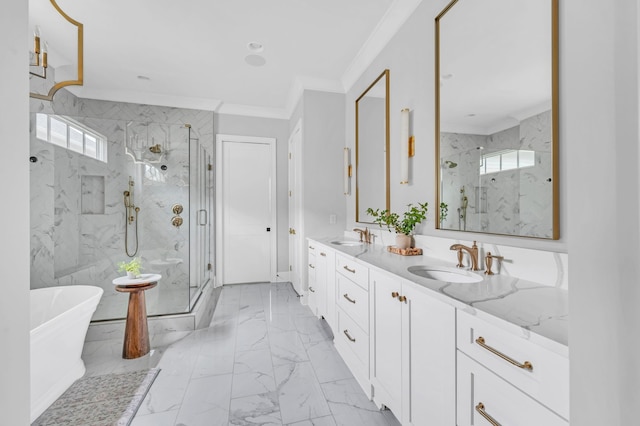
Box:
left=137, top=75, right=151, bottom=81
left=247, top=42, right=264, bottom=53
left=245, top=54, right=266, bottom=67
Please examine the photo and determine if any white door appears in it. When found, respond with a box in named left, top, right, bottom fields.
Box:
left=216, top=134, right=277, bottom=284
left=288, top=121, right=302, bottom=293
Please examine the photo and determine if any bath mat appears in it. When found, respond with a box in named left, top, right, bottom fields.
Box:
left=33, top=368, right=160, bottom=426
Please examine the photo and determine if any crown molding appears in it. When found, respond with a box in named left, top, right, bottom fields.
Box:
left=217, top=103, right=290, bottom=120
left=341, top=0, right=424, bottom=93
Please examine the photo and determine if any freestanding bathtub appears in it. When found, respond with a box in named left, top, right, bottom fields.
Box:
left=30, top=285, right=103, bottom=423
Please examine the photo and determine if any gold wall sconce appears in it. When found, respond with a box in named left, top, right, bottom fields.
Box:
left=400, top=108, right=415, bottom=184
left=344, top=147, right=352, bottom=195
left=29, top=0, right=84, bottom=101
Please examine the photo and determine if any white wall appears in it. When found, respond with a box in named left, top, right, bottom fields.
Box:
left=215, top=113, right=290, bottom=272
left=0, top=0, right=30, bottom=422
left=302, top=90, right=347, bottom=239
left=566, top=0, right=640, bottom=424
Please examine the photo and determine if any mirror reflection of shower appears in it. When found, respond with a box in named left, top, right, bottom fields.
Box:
left=123, top=176, right=140, bottom=257
left=459, top=186, right=468, bottom=231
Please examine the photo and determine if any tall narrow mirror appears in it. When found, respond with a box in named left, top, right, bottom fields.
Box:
left=435, top=0, right=559, bottom=239
left=356, top=69, right=390, bottom=222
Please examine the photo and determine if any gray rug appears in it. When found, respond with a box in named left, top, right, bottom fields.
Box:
left=33, top=368, right=161, bottom=426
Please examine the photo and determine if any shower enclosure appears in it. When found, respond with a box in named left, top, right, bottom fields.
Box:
left=30, top=112, right=213, bottom=321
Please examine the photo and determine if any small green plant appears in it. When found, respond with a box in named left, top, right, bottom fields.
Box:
left=366, top=202, right=429, bottom=235
left=439, top=202, right=448, bottom=225
left=118, top=257, right=143, bottom=277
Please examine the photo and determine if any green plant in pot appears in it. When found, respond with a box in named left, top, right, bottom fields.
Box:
left=118, top=257, right=143, bottom=278
left=366, top=202, right=428, bottom=249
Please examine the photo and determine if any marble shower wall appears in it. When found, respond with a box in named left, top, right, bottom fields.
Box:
left=440, top=110, right=553, bottom=238
left=30, top=90, right=214, bottom=319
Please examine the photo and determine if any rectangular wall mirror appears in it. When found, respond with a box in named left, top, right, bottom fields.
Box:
left=435, top=0, right=559, bottom=239
left=356, top=69, right=390, bottom=223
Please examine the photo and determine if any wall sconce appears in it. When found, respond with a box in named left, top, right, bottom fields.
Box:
left=344, top=147, right=352, bottom=195
left=400, top=108, right=415, bottom=184
left=29, top=0, right=84, bottom=101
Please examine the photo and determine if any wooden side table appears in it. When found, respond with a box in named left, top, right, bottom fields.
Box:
left=112, top=274, right=161, bottom=359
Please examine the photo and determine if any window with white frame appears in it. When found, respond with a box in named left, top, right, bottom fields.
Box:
left=479, top=149, right=535, bottom=175
left=36, top=113, right=107, bottom=162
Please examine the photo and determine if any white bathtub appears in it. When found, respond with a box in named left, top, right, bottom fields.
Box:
left=30, top=285, right=103, bottom=423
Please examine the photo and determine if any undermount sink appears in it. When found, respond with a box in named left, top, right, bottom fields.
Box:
left=331, top=240, right=363, bottom=247
left=407, top=265, right=483, bottom=283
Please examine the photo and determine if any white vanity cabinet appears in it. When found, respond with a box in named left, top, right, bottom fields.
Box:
left=307, top=242, right=336, bottom=331
left=315, top=244, right=335, bottom=330
left=307, top=245, right=317, bottom=315
left=334, top=253, right=372, bottom=397
left=456, top=310, right=569, bottom=425
left=371, top=269, right=456, bottom=425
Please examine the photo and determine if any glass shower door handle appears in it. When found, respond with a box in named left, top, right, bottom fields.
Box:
left=198, top=209, right=208, bottom=226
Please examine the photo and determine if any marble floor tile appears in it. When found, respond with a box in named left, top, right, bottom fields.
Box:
left=275, top=362, right=332, bottom=424
left=321, top=378, right=397, bottom=426
left=81, top=282, right=390, bottom=426
left=229, top=391, right=282, bottom=426
left=174, top=373, right=233, bottom=426
left=305, top=340, right=352, bottom=384
left=270, top=330, right=309, bottom=365
left=130, top=409, right=179, bottom=426
left=285, top=416, right=337, bottom=426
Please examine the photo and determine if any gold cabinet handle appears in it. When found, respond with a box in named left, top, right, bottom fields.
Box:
left=320, top=252, right=327, bottom=257
left=309, top=287, right=315, bottom=293
left=309, top=264, right=315, bottom=269
left=475, top=337, right=533, bottom=371
left=343, top=265, right=356, bottom=273
left=398, top=295, right=407, bottom=303
left=343, top=293, right=356, bottom=304
left=391, top=291, right=399, bottom=298
left=343, top=329, right=356, bottom=342
left=475, top=403, right=501, bottom=426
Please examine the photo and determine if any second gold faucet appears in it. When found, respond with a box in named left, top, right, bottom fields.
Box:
left=353, top=227, right=373, bottom=244
left=449, top=240, right=480, bottom=271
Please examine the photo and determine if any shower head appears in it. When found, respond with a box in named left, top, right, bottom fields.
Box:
left=444, top=160, right=458, bottom=169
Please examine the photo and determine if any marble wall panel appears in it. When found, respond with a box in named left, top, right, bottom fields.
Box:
left=439, top=110, right=553, bottom=237
left=30, top=88, right=214, bottom=319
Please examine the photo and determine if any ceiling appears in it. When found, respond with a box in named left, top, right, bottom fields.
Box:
left=30, top=0, right=423, bottom=118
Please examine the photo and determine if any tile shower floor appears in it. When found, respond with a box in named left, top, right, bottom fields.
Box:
left=82, top=282, right=401, bottom=426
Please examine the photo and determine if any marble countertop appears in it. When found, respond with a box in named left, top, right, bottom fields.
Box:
left=311, top=237, right=568, bottom=357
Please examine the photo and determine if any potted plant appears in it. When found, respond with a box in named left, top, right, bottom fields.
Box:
left=118, top=257, right=143, bottom=279
left=366, top=202, right=429, bottom=249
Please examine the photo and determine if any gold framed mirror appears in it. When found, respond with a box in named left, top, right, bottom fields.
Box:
left=356, top=69, right=390, bottom=223
left=435, top=0, right=559, bottom=239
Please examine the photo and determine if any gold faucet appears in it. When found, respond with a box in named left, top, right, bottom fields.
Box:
left=353, top=227, right=372, bottom=243
left=484, top=252, right=504, bottom=275
left=449, top=240, right=480, bottom=271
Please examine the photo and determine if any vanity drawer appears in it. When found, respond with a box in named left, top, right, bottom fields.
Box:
left=336, top=254, right=368, bottom=290
left=457, top=351, right=567, bottom=426
left=456, top=310, right=569, bottom=420
left=336, top=273, right=369, bottom=332
left=336, top=307, right=369, bottom=368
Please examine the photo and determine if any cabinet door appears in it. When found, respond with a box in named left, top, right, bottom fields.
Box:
left=457, top=351, right=568, bottom=426
left=371, top=270, right=403, bottom=415
left=403, top=285, right=456, bottom=426
left=316, top=248, right=328, bottom=319
left=307, top=251, right=317, bottom=315
left=322, top=248, right=336, bottom=332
